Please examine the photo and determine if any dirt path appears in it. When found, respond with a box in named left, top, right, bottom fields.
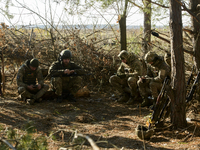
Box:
left=1, top=88, right=200, bottom=149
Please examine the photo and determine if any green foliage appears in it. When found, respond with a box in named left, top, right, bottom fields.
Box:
left=0, top=0, right=13, bottom=19
left=0, top=145, right=8, bottom=150
left=0, top=122, right=48, bottom=150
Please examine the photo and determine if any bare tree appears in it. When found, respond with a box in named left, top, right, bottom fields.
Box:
left=143, top=0, right=152, bottom=54
left=169, top=0, right=187, bottom=128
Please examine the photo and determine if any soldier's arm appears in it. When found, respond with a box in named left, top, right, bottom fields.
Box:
left=70, top=63, right=86, bottom=75
left=16, top=67, right=28, bottom=88
left=36, top=67, right=44, bottom=86
left=153, top=69, right=166, bottom=82
left=48, top=62, right=65, bottom=77
left=116, top=63, right=126, bottom=78
left=128, top=60, right=143, bottom=77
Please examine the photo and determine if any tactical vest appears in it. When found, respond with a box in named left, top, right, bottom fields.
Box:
left=23, top=68, right=37, bottom=85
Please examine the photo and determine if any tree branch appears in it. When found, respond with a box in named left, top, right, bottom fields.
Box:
left=151, top=31, right=194, bottom=56
left=74, top=131, right=100, bottom=150
left=176, top=0, right=200, bottom=24
left=147, top=0, right=169, bottom=8
left=0, top=138, right=17, bottom=150
left=128, top=0, right=143, bottom=10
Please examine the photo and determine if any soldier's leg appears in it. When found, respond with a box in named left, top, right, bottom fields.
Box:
left=51, top=77, right=63, bottom=96
left=109, top=75, right=127, bottom=93
left=33, top=84, right=49, bottom=100
left=65, top=76, right=83, bottom=102
left=68, top=76, right=82, bottom=92
left=149, top=81, right=162, bottom=109
left=126, top=76, right=139, bottom=104
left=109, top=75, right=130, bottom=102
left=18, top=87, right=34, bottom=100
left=51, top=77, right=63, bottom=102
left=137, top=79, right=152, bottom=107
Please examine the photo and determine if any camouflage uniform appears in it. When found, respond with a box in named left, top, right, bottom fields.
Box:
left=17, top=59, right=49, bottom=101
left=48, top=50, right=85, bottom=100
left=137, top=64, right=158, bottom=106
left=109, top=50, right=145, bottom=104
left=144, top=51, right=171, bottom=105
left=48, top=61, right=85, bottom=96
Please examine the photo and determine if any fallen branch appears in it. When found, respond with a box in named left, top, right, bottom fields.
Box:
left=151, top=31, right=194, bottom=56
left=74, top=130, right=100, bottom=150
left=0, top=138, right=17, bottom=150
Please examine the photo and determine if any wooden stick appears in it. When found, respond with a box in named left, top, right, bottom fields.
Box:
left=0, top=138, right=17, bottom=150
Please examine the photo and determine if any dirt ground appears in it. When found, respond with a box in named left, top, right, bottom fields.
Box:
left=1, top=81, right=200, bottom=150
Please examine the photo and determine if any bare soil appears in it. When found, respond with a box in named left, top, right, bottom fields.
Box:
left=1, top=82, right=200, bottom=150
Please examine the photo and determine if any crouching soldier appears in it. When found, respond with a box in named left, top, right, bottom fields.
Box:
left=17, top=58, right=49, bottom=105
left=48, top=49, right=86, bottom=103
left=143, top=51, right=171, bottom=107
left=109, top=50, right=145, bottom=104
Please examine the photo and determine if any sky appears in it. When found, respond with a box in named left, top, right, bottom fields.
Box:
left=0, top=0, right=190, bottom=28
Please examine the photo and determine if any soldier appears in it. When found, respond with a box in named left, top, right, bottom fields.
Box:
left=109, top=50, right=145, bottom=104
left=48, top=49, right=85, bottom=103
left=17, top=58, right=49, bottom=105
left=143, top=51, right=171, bottom=107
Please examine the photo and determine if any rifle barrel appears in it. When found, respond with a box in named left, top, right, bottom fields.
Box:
left=186, top=71, right=200, bottom=103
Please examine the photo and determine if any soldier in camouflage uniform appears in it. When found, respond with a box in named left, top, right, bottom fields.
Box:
left=17, top=58, right=49, bottom=105
left=48, top=49, right=85, bottom=103
left=109, top=50, right=145, bottom=104
left=142, top=51, right=171, bottom=107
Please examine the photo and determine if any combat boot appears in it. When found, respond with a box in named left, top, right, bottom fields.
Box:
left=117, top=94, right=130, bottom=103
left=17, top=95, right=26, bottom=102
left=26, top=99, right=35, bottom=105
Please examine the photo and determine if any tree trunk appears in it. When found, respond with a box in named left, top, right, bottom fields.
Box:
left=143, top=0, right=151, bottom=55
left=169, top=0, right=187, bottom=128
left=119, top=16, right=127, bottom=51
left=119, top=0, right=128, bottom=51
left=190, top=0, right=200, bottom=70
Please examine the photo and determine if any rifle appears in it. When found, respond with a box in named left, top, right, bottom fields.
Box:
left=148, top=76, right=170, bottom=129
left=186, top=71, right=200, bottom=103
left=147, top=69, right=200, bottom=130
left=45, top=71, right=92, bottom=80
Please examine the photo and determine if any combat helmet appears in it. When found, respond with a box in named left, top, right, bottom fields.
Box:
left=135, top=124, right=154, bottom=140
left=118, top=50, right=129, bottom=60
left=60, top=49, right=72, bottom=61
left=144, top=51, right=158, bottom=64
left=29, top=58, right=39, bottom=68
